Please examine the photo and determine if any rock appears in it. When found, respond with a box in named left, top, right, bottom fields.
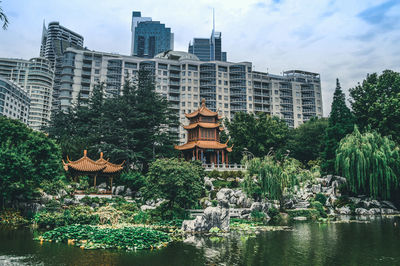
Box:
left=243, top=198, right=254, bottom=208
left=140, top=205, right=156, bottom=211
left=40, top=192, right=53, bottom=204
left=114, top=186, right=125, bottom=195
left=250, top=202, right=268, bottom=213
left=355, top=208, right=369, bottom=215
left=311, top=184, right=321, bottom=194
left=338, top=206, right=351, bottom=215
left=294, top=200, right=310, bottom=209
left=63, top=198, right=75, bottom=205
left=125, top=188, right=133, bottom=197
left=98, top=182, right=107, bottom=189
left=57, top=189, right=68, bottom=199
left=216, top=188, right=234, bottom=202
left=283, top=198, right=295, bottom=209
left=369, top=208, right=381, bottom=215
left=370, top=200, right=381, bottom=208
left=204, top=177, right=214, bottom=191
left=382, top=201, right=397, bottom=210
left=349, top=197, right=361, bottom=205
left=293, top=216, right=307, bottom=221
left=98, top=188, right=107, bottom=193
left=360, top=200, right=371, bottom=209
left=91, top=203, right=99, bottom=209
left=381, top=208, right=395, bottom=215
left=182, top=200, right=230, bottom=232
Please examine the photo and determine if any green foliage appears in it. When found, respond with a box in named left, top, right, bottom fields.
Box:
left=350, top=70, right=400, bottom=144
left=34, top=205, right=100, bottom=228
left=148, top=202, right=188, bottom=221
left=267, top=207, right=281, bottom=224
left=38, top=225, right=171, bottom=250
left=242, top=156, right=300, bottom=202
left=47, top=71, right=179, bottom=171
left=0, top=1, right=9, bottom=30
left=209, top=170, right=220, bottom=179
left=310, top=201, right=327, bottom=218
left=286, top=117, right=328, bottom=164
left=287, top=209, right=320, bottom=220
left=144, top=158, right=204, bottom=209
left=0, top=117, right=62, bottom=207
left=40, top=178, right=70, bottom=196
left=335, top=126, right=400, bottom=200
left=119, top=171, right=146, bottom=193
left=0, top=209, right=29, bottom=226
left=322, top=79, right=355, bottom=174
left=223, top=112, right=289, bottom=162
left=250, top=210, right=266, bottom=222
left=314, top=193, right=327, bottom=205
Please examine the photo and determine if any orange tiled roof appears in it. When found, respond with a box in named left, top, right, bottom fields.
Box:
left=183, top=122, right=222, bottom=130
left=174, top=141, right=233, bottom=152
left=96, top=152, right=124, bottom=174
left=185, top=99, right=219, bottom=118
left=63, top=150, right=124, bottom=174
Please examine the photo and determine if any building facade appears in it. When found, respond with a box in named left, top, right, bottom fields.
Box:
left=188, top=32, right=227, bottom=61
left=40, top=21, right=84, bottom=111
left=0, top=57, right=54, bottom=130
left=57, top=48, right=323, bottom=143
left=0, top=77, right=30, bottom=124
left=131, top=12, right=174, bottom=58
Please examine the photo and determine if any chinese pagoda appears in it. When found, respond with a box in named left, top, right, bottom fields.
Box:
left=62, top=150, right=124, bottom=193
left=175, top=99, right=232, bottom=164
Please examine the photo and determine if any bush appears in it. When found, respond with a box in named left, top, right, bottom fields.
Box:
left=149, top=202, right=188, bottom=221
left=208, top=170, right=220, bottom=179
left=0, top=209, right=29, bottom=226
left=311, top=201, right=327, bottom=218
left=119, top=171, right=146, bottom=193
left=287, top=209, right=320, bottom=220
left=221, top=171, right=230, bottom=179
left=267, top=207, right=281, bottom=224
left=40, top=178, right=69, bottom=196
left=250, top=210, right=266, bottom=222
left=38, top=225, right=171, bottom=250
left=315, top=193, right=327, bottom=205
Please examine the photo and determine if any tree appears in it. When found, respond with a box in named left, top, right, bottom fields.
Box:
left=144, top=158, right=204, bottom=210
left=335, top=126, right=400, bottom=200
left=47, top=70, right=179, bottom=170
left=223, top=112, right=289, bottom=162
left=0, top=1, right=9, bottom=30
left=349, top=70, right=400, bottom=143
left=322, top=78, right=354, bottom=173
left=0, top=117, right=62, bottom=207
left=286, top=117, right=328, bottom=164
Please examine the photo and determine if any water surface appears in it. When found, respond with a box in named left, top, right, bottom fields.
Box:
left=1, top=217, right=400, bottom=265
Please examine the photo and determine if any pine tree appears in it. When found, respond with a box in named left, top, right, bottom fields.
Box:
left=321, top=78, right=354, bottom=173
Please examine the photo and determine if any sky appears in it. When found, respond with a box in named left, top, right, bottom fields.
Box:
left=1, top=0, right=399, bottom=116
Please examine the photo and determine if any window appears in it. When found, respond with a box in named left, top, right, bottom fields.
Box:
left=224, top=103, right=228, bottom=108
left=218, top=72, right=222, bottom=78
left=218, top=95, right=222, bottom=100
left=218, top=80, right=222, bottom=85
left=182, top=102, right=186, bottom=107
left=275, top=90, right=279, bottom=95
left=296, top=92, right=300, bottom=97
left=224, top=81, right=228, bottom=85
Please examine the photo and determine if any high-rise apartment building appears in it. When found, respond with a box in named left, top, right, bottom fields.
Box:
left=0, top=58, right=54, bottom=130
left=0, top=77, right=30, bottom=124
left=40, top=21, right=84, bottom=111
left=131, top=11, right=174, bottom=58
left=58, top=48, right=323, bottom=144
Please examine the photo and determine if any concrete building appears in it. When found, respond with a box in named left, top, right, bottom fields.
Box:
left=40, top=21, right=84, bottom=111
left=0, top=77, right=30, bottom=124
left=131, top=11, right=174, bottom=58
left=57, top=48, right=323, bottom=143
left=0, top=57, right=54, bottom=130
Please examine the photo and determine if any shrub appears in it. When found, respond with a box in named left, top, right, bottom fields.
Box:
left=221, top=171, right=230, bottom=179
left=208, top=170, right=220, bottom=179
left=250, top=210, right=266, bottom=222
left=40, top=178, right=68, bottom=196
left=211, top=200, right=218, bottom=207
left=38, top=225, right=171, bottom=250
left=287, top=209, right=320, bottom=220
left=311, top=201, right=327, bottom=218
left=267, top=207, right=281, bottom=224
left=133, top=211, right=150, bottom=224
left=315, top=193, right=327, bottom=205
left=119, top=171, right=146, bottom=193
left=0, top=209, right=29, bottom=226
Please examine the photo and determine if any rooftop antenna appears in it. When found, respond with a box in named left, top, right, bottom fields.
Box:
left=213, top=8, right=215, bottom=33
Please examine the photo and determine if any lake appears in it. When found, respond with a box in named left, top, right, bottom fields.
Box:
left=1, top=217, right=400, bottom=265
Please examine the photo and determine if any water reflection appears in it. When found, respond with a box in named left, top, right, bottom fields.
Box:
left=1, top=218, right=400, bottom=265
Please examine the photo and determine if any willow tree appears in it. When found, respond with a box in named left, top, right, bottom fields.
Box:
left=335, top=126, right=400, bottom=199
left=243, top=156, right=298, bottom=202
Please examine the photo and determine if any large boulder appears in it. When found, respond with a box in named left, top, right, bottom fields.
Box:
left=311, top=184, right=321, bottom=194
left=382, top=201, right=397, bottom=210
left=355, top=208, right=369, bottom=215
left=182, top=200, right=230, bottom=232
left=140, top=205, right=156, bottom=211
left=216, top=188, right=234, bottom=202
left=338, top=206, right=351, bottom=215
left=114, top=186, right=125, bottom=196
left=40, top=192, right=53, bottom=204
left=204, top=177, right=214, bottom=191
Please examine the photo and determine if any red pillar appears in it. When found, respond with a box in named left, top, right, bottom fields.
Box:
left=222, top=150, right=225, bottom=164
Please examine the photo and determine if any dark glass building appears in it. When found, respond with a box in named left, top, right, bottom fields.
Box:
left=133, top=19, right=174, bottom=58
left=188, top=31, right=227, bottom=62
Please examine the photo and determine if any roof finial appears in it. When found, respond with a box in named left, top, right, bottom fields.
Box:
left=100, top=152, right=103, bottom=159
left=201, top=98, right=206, bottom=107
left=84, top=150, right=87, bottom=157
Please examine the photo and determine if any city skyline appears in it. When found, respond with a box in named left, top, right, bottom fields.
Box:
left=1, top=0, right=399, bottom=115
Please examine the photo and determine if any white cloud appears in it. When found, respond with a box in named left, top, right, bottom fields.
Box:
left=1, top=0, right=399, bottom=115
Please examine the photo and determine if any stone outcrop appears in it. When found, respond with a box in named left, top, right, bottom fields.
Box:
left=182, top=200, right=230, bottom=232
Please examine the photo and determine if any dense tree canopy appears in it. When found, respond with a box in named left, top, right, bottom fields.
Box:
left=286, top=117, right=328, bottom=164
left=322, top=79, right=354, bottom=173
left=144, top=158, right=204, bottom=209
left=223, top=112, right=289, bottom=162
left=0, top=117, right=62, bottom=207
left=47, top=70, right=179, bottom=171
left=349, top=70, right=400, bottom=144
left=336, top=126, right=400, bottom=200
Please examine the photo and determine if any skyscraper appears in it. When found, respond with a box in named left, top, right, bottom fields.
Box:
left=40, top=21, right=84, bottom=111
left=131, top=11, right=174, bottom=58
left=188, top=11, right=227, bottom=61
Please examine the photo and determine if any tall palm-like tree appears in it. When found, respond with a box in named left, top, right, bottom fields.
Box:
left=0, top=1, right=9, bottom=30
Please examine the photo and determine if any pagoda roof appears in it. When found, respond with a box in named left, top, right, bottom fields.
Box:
left=183, top=122, right=223, bottom=131
left=174, top=141, right=233, bottom=152
left=185, top=99, right=219, bottom=118
left=63, top=150, right=124, bottom=174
